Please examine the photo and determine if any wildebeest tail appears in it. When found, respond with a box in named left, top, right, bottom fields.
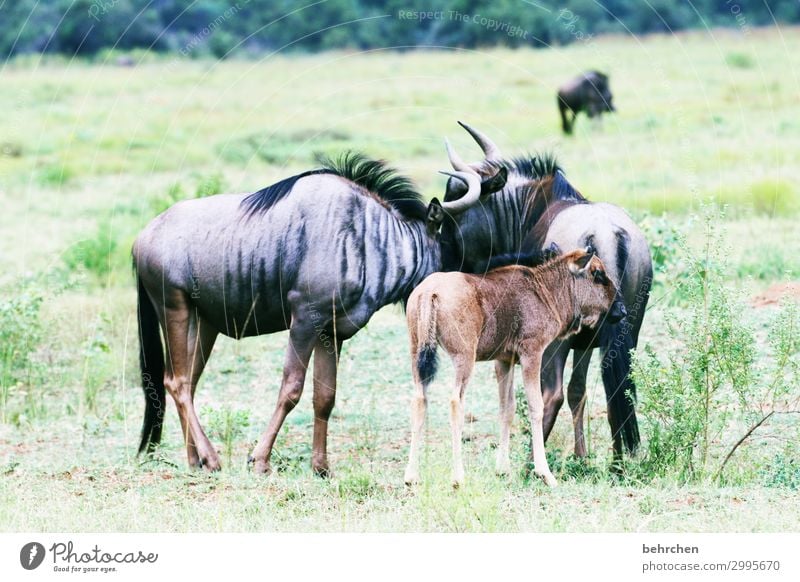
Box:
left=415, top=293, right=439, bottom=386
left=137, top=276, right=166, bottom=455
left=599, top=321, right=640, bottom=454
left=599, top=228, right=640, bottom=454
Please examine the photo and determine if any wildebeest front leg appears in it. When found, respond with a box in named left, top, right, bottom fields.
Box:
left=567, top=348, right=593, bottom=458
left=249, top=324, right=316, bottom=475
left=450, top=355, right=475, bottom=488
left=494, top=359, right=515, bottom=475
left=521, top=347, right=557, bottom=487
left=311, top=339, right=341, bottom=477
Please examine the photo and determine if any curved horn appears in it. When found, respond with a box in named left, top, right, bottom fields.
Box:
left=445, top=138, right=471, bottom=173
left=439, top=170, right=481, bottom=214
left=458, top=121, right=502, bottom=161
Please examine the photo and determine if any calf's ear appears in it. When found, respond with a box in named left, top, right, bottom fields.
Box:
left=426, top=198, right=445, bottom=235
left=568, top=252, right=593, bottom=276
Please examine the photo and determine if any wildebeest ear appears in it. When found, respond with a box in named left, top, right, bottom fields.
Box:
left=568, top=252, right=593, bottom=275
left=480, top=167, right=507, bottom=196
left=426, top=198, right=445, bottom=235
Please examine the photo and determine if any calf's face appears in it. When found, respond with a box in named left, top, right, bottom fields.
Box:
left=567, top=252, right=621, bottom=328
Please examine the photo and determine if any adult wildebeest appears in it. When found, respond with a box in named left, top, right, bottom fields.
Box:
left=439, top=122, right=652, bottom=462
left=557, top=71, right=615, bottom=135
left=404, top=249, right=624, bottom=487
left=133, top=150, right=490, bottom=475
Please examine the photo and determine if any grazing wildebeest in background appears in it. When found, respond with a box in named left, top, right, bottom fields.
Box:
left=439, top=122, right=652, bottom=461
left=557, top=71, right=615, bottom=135
left=404, top=249, right=624, bottom=487
left=133, top=151, right=489, bottom=475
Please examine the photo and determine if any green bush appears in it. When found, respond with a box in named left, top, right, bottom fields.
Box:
left=633, top=210, right=800, bottom=482
left=205, top=406, right=250, bottom=466
left=736, top=247, right=799, bottom=280
left=0, top=281, right=44, bottom=424
left=37, top=162, right=73, bottom=187
left=148, top=182, right=184, bottom=216
left=725, top=52, right=755, bottom=69
left=762, top=450, right=800, bottom=490
left=337, top=471, right=379, bottom=502
left=63, top=220, right=118, bottom=278
left=749, top=180, right=797, bottom=217
left=195, top=173, right=225, bottom=198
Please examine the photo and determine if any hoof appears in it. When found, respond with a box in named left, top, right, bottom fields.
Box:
left=312, top=465, right=331, bottom=479
left=404, top=474, right=419, bottom=487
left=536, top=471, right=558, bottom=488
left=198, top=456, right=221, bottom=472
left=249, top=458, right=272, bottom=475
left=495, top=458, right=511, bottom=476
left=451, top=479, right=463, bottom=490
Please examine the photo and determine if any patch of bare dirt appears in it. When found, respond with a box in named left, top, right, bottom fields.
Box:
left=751, top=282, right=800, bottom=308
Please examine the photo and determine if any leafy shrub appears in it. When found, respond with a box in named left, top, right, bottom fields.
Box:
left=749, top=180, right=797, bottom=217
left=736, top=247, right=799, bottom=280
left=725, top=52, right=755, bottom=69
left=205, top=406, right=250, bottom=466
left=762, top=451, right=800, bottom=490
left=337, top=471, right=379, bottom=502
left=149, top=182, right=185, bottom=216
left=148, top=175, right=224, bottom=218
left=638, top=214, right=695, bottom=303
left=0, top=281, right=44, bottom=424
left=195, top=173, right=225, bottom=198
left=63, top=220, right=118, bottom=278
left=632, top=210, right=800, bottom=482
left=80, top=314, right=112, bottom=413
left=217, top=129, right=351, bottom=166
left=37, top=162, right=73, bottom=187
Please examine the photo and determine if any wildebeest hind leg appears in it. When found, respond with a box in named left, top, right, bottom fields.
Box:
left=450, top=354, right=475, bottom=488
left=567, top=349, right=593, bottom=458
left=163, top=300, right=220, bottom=470
left=311, top=338, right=342, bottom=477
left=249, top=323, right=316, bottom=475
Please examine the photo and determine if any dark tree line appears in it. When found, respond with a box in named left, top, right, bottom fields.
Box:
left=1, top=0, right=795, bottom=59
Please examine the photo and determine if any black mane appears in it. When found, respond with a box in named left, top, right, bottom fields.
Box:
left=482, top=152, right=585, bottom=203
left=506, top=153, right=562, bottom=179
left=241, top=151, right=426, bottom=221
left=319, top=152, right=427, bottom=221
left=241, top=169, right=333, bottom=216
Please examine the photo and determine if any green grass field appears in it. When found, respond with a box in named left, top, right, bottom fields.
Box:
left=1, top=29, right=799, bottom=532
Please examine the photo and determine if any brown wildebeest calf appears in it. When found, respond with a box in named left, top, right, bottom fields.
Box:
left=403, top=249, right=625, bottom=487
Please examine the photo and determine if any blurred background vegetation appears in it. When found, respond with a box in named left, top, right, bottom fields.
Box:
left=2, top=1, right=799, bottom=532
left=2, top=0, right=799, bottom=59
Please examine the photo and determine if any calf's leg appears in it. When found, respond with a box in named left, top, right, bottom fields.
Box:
left=450, top=354, right=475, bottom=487
left=494, top=359, right=515, bottom=475
left=404, top=360, right=429, bottom=485
left=521, top=347, right=557, bottom=487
